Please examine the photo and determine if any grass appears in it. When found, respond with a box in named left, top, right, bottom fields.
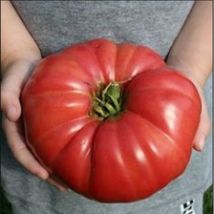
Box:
left=203, top=185, right=213, bottom=214
left=0, top=184, right=213, bottom=213
left=0, top=185, right=13, bottom=214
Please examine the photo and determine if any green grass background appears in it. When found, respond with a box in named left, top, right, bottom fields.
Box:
left=0, top=184, right=213, bottom=214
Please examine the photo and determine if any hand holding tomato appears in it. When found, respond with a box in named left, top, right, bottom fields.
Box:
left=1, top=0, right=211, bottom=204
left=167, top=72, right=210, bottom=152
left=20, top=39, right=208, bottom=202
left=1, top=59, right=68, bottom=191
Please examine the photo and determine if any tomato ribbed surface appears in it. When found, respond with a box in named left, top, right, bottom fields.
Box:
left=21, top=39, right=201, bottom=202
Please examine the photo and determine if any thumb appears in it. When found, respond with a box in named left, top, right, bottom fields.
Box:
left=1, top=60, right=35, bottom=121
left=189, top=79, right=211, bottom=151
left=192, top=93, right=210, bottom=151
left=1, top=89, right=21, bottom=121
left=180, top=74, right=211, bottom=152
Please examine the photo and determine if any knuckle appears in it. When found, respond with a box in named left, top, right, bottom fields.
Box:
left=1, top=90, right=14, bottom=110
left=1, top=90, right=8, bottom=106
left=11, top=144, right=26, bottom=156
left=9, top=140, right=26, bottom=161
left=2, top=90, right=15, bottom=102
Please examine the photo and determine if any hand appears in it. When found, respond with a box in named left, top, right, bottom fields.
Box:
left=1, top=59, right=68, bottom=191
left=166, top=66, right=211, bottom=152
left=165, top=1, right=211, bottom=152
left=186, top=77, right=211, bottom=152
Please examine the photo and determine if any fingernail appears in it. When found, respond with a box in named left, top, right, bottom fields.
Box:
left=7, top=105, right=17, bottom=120
left=197, top=135, right=205, bottom=151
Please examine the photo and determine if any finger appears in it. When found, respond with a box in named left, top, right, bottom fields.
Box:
left=1, top=60, right=35, bottom=121
left=47, top=176, right=68, bottom=192
left=1, top=89, right=21, bottom=121
left=193, top=95, right=211, bottom=151
left=2, top=116, right=49, bottom=180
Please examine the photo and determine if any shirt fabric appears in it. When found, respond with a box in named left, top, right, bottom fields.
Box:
left=1, top=1, right=212, bottom=214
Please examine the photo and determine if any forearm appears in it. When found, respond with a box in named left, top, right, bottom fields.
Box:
left=1, top=1, right=41, bottom=72
left=167, top=1, right=212, bottom=87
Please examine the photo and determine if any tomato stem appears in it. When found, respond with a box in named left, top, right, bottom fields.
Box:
left=92, top=82, right=123, bottom=120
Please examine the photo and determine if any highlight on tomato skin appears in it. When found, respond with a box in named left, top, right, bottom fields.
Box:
left=21, top=38, right=201, bottom=203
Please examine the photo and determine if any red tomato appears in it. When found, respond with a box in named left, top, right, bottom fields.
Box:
left=21, top=39, right=201, bottom=202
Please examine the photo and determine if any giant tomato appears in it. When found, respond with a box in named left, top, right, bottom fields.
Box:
left=21, top=39, right=201, bottom=202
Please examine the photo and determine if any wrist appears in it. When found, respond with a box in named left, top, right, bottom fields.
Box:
left=166, top=53, right=208, bottom=88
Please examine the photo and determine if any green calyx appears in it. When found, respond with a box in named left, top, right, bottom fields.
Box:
left=92, top=82, right=124, bottom=120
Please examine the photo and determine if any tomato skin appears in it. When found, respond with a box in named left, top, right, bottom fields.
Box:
left=21, top=39, right=201, bottom=202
